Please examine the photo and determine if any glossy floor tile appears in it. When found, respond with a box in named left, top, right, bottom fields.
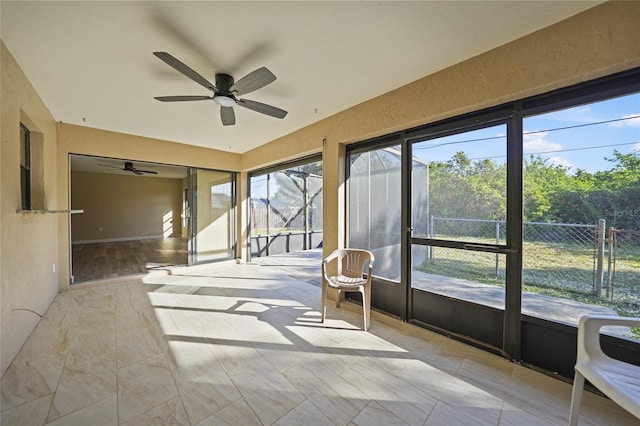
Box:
left=1, top=252, right=637, bottom=425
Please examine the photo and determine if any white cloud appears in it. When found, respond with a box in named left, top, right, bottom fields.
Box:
left=547, top=156, right=575, bottom=170
left=610, top=114, right=640, bottom=128
left=632, top=143, right=640, bottom=152
left=570, top=106, right=592, bottom=117
left=523, top=130, right=562, bottom=153
left=540, top=106, right=594, bottom=123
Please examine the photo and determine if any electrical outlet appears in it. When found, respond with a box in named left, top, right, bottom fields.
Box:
left=52, top=264, right=56, bottom=273
left=99, top=226, right=103, bottom=232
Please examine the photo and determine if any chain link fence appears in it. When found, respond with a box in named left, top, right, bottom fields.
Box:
left=426, top=217, right=623, bottom=298
left=523, top=221, right=599, bottom=295
left=608, top=228, right=640, bottom=304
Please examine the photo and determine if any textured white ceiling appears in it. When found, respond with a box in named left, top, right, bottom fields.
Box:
left=2, top=1, right=600, bottom=154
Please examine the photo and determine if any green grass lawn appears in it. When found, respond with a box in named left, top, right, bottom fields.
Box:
left=417, top=241, right=640, bottom=319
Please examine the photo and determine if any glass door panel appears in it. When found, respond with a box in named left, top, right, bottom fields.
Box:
left=188, top=168, right=235, bottom=264
left=522, top=93, right=640, bottom=342
left=347, top=145, right=404, bottom=317
left=409, top=123, right=510, bottom=350
left=411, top=124, right=507, bottom=243
left=348, top=146, right=402, bottom=281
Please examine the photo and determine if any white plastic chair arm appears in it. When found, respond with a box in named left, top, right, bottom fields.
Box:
left=322, top=250, right=340, bottom=280
left=578, top=315, right=640, bottom=362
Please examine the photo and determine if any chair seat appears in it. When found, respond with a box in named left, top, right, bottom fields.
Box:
left=576, top=358, right=640, bottom=418
left=328, top=275, right=367, bottom=287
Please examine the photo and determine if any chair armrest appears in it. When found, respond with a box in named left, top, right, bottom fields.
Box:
left=578, top=315, right=640, bottom=362
left=580, top=314, right=640, bottom=328
left=323, top=250, right=340, bottom=265
left=365, top=252, right=374, bottom=277
left=322, top=250, right=341, bottom=282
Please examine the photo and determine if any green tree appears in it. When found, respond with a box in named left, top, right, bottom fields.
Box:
left=429, top=151, right=505, bottom=220
left=523, top=155, right=573, bottom=222
left=523, top=150, right=639, bottom=228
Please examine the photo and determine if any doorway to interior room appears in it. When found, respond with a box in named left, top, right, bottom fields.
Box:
left=70, top=155, right=189, bottom=283
left=69, top=155, right=237, bottom=283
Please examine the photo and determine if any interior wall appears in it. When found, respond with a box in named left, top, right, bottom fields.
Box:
left=240, top=1, right=640, bottom=261
left=71, top=171, right=183, bottom=243
left=1, top=41, right=59, bottom=375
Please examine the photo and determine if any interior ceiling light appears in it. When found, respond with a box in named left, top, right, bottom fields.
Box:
left=214, top=95, right=236, bottom=107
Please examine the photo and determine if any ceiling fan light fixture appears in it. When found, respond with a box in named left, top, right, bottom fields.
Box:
left=214, top=95, right=236, bottom=107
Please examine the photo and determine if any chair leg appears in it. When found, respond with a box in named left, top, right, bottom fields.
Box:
left=569, top=371, right=585, bottom=426
left=361, top=284, right=371, bottom=331
left=336, top=289, right=341, bottom=308
left=321, top=281, right=327, bottom=323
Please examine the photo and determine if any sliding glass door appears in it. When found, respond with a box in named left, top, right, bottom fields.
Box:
left=187, top=168, right=236, bottom=265
left=345, top=116, right=521, bottom=346
left=407, top=117, right=521, bottom=354
left=345, top=70, right=640, bottom=377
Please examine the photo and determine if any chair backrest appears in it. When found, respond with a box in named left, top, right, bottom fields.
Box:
left=337, top=249, right=374, bottom=278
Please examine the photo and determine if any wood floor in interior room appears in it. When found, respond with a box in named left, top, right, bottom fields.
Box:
left=71, top=237, right=187, bottom=283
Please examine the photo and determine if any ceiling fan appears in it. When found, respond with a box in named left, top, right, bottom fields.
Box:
left=153, top=51, right=287, bottom=126
left=99, top=161, right=158, bottom=175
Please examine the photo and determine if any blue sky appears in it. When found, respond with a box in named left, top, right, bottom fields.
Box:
left=413, top=92, right=640, bottom=173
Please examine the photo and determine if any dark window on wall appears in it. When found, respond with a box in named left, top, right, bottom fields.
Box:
left=20, top=123, right=31, bottom=210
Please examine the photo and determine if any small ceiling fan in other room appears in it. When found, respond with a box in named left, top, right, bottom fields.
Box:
left=98, top=161, right=158, bottom=175
left=153, top=51, right=287, bottom=126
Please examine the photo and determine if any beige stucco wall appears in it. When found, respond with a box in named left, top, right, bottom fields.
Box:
left=1, top=1, right=639, bottom=376
left=1, top=41, right=59, bottom=374
left=70, top=172, right=183, bottom=242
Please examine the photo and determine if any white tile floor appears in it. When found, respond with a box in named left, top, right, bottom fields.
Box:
left=1, top=256, right=637, bottom=425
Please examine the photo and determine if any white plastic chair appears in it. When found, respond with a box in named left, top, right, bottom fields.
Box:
left=321, top=248, right=374, bottom=331
left=569, top=314, right=640, bottom=425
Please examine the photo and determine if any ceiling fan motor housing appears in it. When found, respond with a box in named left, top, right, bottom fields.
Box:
left=214, top=73, right=237, bottom=107
left=215, top=73, right=234, bottom=93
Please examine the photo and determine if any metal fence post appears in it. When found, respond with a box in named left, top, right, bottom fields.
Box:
left=606, top=227, right=614, bottom=300
left=595, top=218, right=606, bottom=297
left=429, top=214, right=435, bottom=263
left=495, top=220, right=500, bottom=278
